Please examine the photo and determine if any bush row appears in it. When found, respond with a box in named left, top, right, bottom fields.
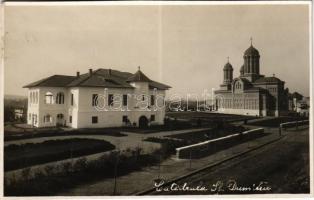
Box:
left=4, top=138, right=182, bottom=196
left=5, top=138, right=115, bottom=171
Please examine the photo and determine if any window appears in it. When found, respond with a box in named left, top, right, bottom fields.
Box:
left=92, top=116, right=98, bottom=124
left=71, top=93, right=74, bottom=106
left=43, top=114, right=52, bottom=123
left=123, top=94, right=128, bottom=106
left=108, top=94, right=113, bottom=106
left=57, top=114, right=64, bottom=119
left=45, top=92, right=53, bottom=104
left=150, top=115, right=155, bottom=121
left=69, top=116, right=72, bottom=123
left=56, top=92, right=65, bottom=104
left=35, top=92, right=38, bottom=104
left=122, top=115, right=128, bottom=123
left=32, top=114, right=38, bottom=124
left=142, top=95, right=145, bottom=101
left=31, top=92, right=36, bottom=104
left=92, top=94, right=98, bottom=106
left=151, top=95, right=155, bottom=106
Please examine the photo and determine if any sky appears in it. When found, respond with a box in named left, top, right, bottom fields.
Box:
left=4, top=4, right=310, bottom=98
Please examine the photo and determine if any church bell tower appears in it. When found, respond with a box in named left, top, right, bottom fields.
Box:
left=242, top=38, right=261, bottom=82
left=220, top=57, right=233, bottom=90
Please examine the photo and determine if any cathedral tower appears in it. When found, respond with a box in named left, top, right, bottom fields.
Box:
left=223, top=59, right=233, bottom=84
left=242, top=38, right=261, bottom=82
left=220, top=57, right=233, bottom=90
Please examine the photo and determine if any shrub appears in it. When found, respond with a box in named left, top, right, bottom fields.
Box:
left=21, top=168, right=31, bottom=181
left=44, top=165, right=55, bottom=176
left=4, top=138, right=115, bottom=171
left=73, top=158, right=87, bottom=173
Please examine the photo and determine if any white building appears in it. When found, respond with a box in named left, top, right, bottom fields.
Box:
left=24, top=68, right=171, bottom=128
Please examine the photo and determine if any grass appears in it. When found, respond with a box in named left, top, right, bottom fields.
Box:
left=4, top=127, right=127, bottom=141
left=167, top=124, right=247, bottom=144
left=166, top=112, right=257, bottom=122
left=4, top=138, right=115, bottom=171
left=4, top=146, right=170, bottom=196
left=144, top=137, right=189, bottom=153
left=248, top=116, right=308, bottom=127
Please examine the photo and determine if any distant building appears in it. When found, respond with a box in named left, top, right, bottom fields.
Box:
left=214, top=40, right=289, bottom=116
left=292, top=92, right=304, bottom=112
left=14, top=108, right=24, bottom=120
left=24, top=68, right=171, bottom=128
left=296, top=96, right=310, bottom=117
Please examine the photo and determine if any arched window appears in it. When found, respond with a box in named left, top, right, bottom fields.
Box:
left=43, top=114, right=52, bottom=123
left=56, top=92, right=65, bottom=104
left=34, top=92, right=38, bottom=104
left=30, top=92, right=33, bottom=104
left=57, top=114, right=64, bottom=119
left=45, top=92, right=54, bottom=104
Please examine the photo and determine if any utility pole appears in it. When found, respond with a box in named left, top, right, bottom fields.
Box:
left=189, top=151, right=192, bottom=169
left=158, top=154, right=161, bottom=179
left=70, top=140, right=73, bottom=167
left=247, top=132, right=251, bottom=149
left=113, top=151, right=120, bottom=195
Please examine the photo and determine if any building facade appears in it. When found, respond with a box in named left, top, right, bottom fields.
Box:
left=24, top=68, right=170, bottom=128
left=214, top=42, right=289, bottom=116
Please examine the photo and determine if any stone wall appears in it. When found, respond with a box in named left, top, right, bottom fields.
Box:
left=280, top=120, right=309, bottom=128
left=176, top=128, right=265, bottom=159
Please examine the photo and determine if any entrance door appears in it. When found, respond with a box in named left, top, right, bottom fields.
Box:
left=56, top=114, right=64, bottom=127
left=139, top=116, right=148, bottom=128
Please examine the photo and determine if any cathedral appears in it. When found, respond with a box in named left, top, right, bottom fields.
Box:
left=214, top=40, right=289, bottom=117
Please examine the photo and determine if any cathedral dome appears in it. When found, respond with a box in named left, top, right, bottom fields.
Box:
left=223, top=62, right=233, bottom=70
left=254, top=76, right=282, bottom=84
left=244, top=45, right=260, bottom=56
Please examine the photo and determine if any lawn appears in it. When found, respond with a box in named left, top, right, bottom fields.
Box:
left=4, top=138, right=115, bottom=171
left=4, top=126, right=127, bottom=141
left=166, top=124, right=247, bottom=144
left=166, top=112, right=257, bottom=123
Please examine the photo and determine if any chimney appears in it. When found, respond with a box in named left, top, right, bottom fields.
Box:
left=89, top=69, right=93, bottom=76
left=76, top=71, right=80, bottom=77
left=109, top=69, right=112, bottom=76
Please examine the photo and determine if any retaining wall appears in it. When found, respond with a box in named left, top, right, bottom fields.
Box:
left=280, top=120, right=309, bottom=128
left=176, top=128, right=264, bottom=159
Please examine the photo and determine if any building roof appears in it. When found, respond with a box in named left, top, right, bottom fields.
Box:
left=126, top=69, right=151, bottom=82
left=244, top=45, right=260, bottom=56
left=232, top=77, right=252, bottom=87
left=223, top=62, right=233, bottom=70
left=254, top=76, right=283, bottom=84
left=24, top=68, right=171, bottom=90
left=23, top=75, right=77, bottom=88
left=292, top=92, right=303, bottom=100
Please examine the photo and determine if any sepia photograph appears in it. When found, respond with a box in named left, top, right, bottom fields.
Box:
left=1, top=1, right=312, bottom=197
